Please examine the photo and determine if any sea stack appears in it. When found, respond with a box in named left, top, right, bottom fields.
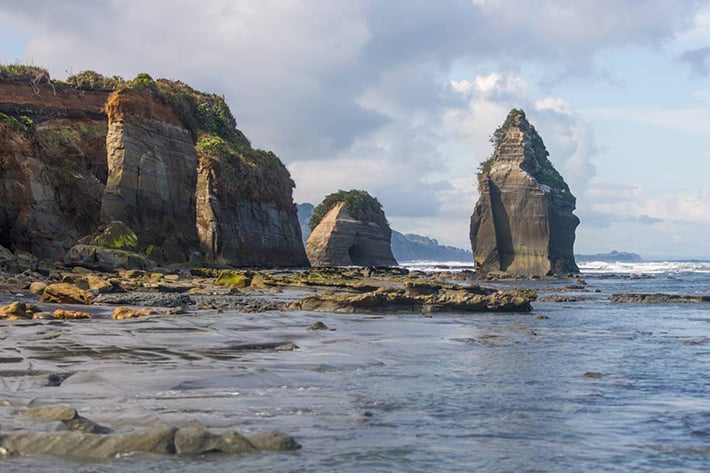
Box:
left=306, top=190, right=397, bottom=267
left=470, top=109, right=579, bottom=277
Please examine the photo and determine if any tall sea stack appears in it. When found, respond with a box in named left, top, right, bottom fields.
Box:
left=470, top=109, right=579, bottom=277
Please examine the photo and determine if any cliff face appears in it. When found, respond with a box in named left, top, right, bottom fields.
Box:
left=102, top=89, right=199, bottom=263
left=470, top=109, right=579, bottom=277
left=0, top=72, right=307, bottom=268
left=306, top=201, right=397, bottom=267
left=196, top=166, right=307, bottom=267
left=0, top=83, right=108, bottom=259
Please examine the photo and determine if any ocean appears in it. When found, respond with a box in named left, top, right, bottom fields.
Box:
left=1, top=260, right=709, bottom=472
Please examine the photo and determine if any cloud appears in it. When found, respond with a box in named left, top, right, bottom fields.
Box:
left=443, top=72, right=598, bottom=195
left=679, top=46, right=710, bottom=77
left=1, top=0, right=703, bottom=160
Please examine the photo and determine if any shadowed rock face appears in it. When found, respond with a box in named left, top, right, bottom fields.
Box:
left=0, top=84, right=109, bottom=259
left=195, top=167, right=308, bottom=268
left=470, top=110, right=579, bottom=277
left=306, top=202, right=397, bottom=267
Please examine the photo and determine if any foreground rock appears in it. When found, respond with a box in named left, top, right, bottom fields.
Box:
left=40, top=283, right=95, bottom=304
left=306, top=190, right=397, bottom=267
left=470, top=109, right=579, bottom=277
left=0, top=301, right=42, bottom=320
left=0, top=406, right=300, bottom=460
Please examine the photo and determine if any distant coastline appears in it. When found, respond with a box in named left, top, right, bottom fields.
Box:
left=575, top=250, right=642, bottom=263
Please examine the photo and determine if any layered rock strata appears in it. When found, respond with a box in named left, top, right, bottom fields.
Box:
left=306, top=201, right=397, bottom=267
left=470, top=109, right=579, bottom=277
left=0, top=83, right=108, bottom=259
left=0, top=72, right=307, bottom=268
left=101, top=88, right=199, bottom=263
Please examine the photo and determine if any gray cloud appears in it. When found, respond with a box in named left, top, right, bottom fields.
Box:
left=679, top=46, right=710, bottom=77
left=577, top=209, right=664, bottom=228
left=1, top=0, right=702, bottom=161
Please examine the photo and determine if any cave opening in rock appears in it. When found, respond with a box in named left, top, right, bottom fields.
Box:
left=348, top=244, right=367, bottom=265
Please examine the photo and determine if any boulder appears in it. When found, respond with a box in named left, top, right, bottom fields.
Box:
left=0, top=244, right=14, bottom=264
left=173, top=427, right=254, bottom=455
left=29, top=281, right=48, bottom=295
left=470, top=109, right=579, bottom=277
left=111, top=306, right=159, bottom=320
left=52, top=309, right=92, bottom=320
left=0, top=428, right=176, bottom=460
left=0, top=404, right=300, bottom=460
left=214, top=270, right=252, bottom=288
left=246, top=431, right=301, bottom=451
left=306, top=191, right=397, bottom=267
left=40, top=283, right=95, bottom=305
left=0, top=301, right=42, bottom=320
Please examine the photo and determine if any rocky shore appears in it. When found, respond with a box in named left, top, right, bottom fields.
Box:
left=0, top=259, right=539, bottom=462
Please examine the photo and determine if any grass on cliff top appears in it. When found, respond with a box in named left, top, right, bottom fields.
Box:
left=478, top=108, right=570, bottom=193
left=196, top=134, right=295, bottom=210
left=0, top=63, right=50, bottom=82
left=0, top=64, right=124, bottom=91
left=309, top=189, right=391, bottom=234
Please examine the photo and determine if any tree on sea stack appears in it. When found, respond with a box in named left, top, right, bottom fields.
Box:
left=470, top=109, right=579, bottom=277
left=306, top=190, right=398, bottom=267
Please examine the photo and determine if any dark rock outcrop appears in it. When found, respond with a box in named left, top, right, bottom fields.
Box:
left=470, top=109, right=579, bottom=277
left=306, top=190, right=397, bottom=267
left=0, top=83, right=109, bottom=260
left=0, top=69, right=307, bottom=268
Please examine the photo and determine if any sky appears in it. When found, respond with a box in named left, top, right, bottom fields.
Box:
left=1, top=0, right=709, bottom=259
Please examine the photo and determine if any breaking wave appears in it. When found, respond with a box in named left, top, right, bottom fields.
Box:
left=578, top=260, right=710, bottom=274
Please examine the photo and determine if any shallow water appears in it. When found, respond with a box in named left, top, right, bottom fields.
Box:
left=1, top=270, right=709, bottom=472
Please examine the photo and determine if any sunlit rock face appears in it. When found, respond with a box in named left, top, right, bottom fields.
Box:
left=306, top=201, right=397, bottom=267
left=470, top=109, right=579, bottom=277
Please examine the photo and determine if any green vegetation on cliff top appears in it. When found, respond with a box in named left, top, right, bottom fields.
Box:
left=478, top=108, right=570, bottom=193
left=309, top=189, right=391, bottom=234
left=1, top=64, right=296, bottom=209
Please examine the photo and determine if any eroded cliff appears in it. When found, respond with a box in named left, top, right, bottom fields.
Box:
left=470, top=109, right=579, bottom=277
left=0, top=66, right=307, bottom=268
left=0, top=78, right=108, bottom=259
